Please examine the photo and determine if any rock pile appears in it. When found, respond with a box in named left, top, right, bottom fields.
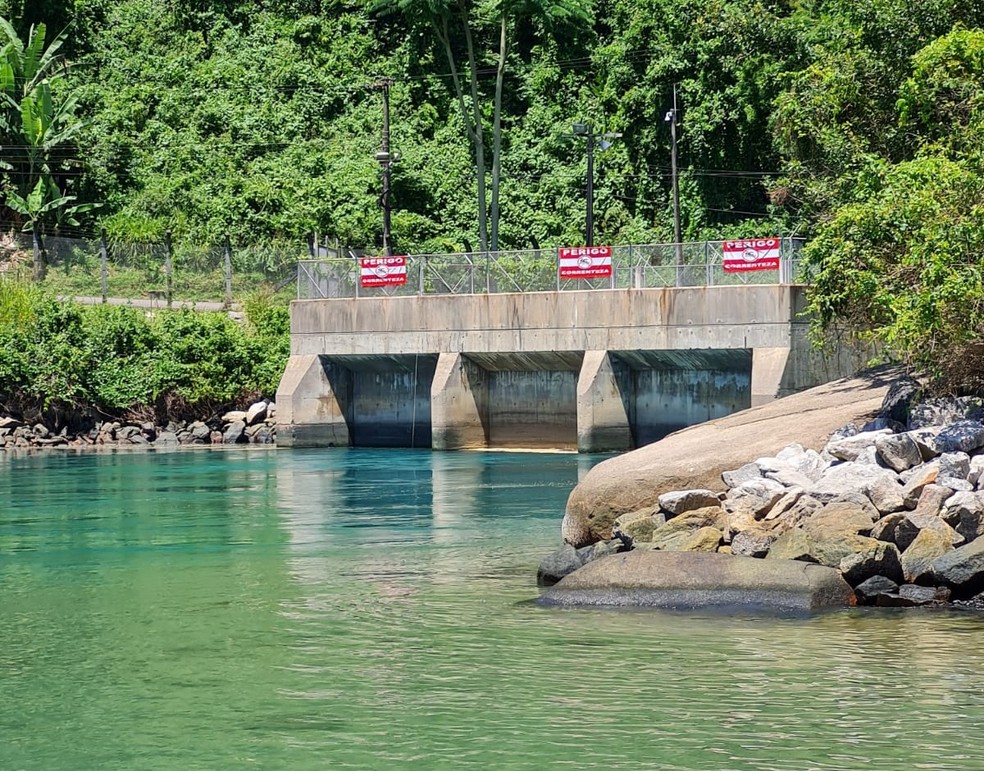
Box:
left=542, top=397, right=984, bottom=609
left=0, top=400, right=277, bottom=450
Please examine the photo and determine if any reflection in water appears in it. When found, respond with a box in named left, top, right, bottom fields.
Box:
left=3, top=448, right=984, bottom=770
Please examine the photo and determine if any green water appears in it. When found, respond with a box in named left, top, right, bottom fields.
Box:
left=3, top=448, right=984, bottom=770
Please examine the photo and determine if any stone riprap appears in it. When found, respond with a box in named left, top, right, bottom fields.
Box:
left=0, top=400, right=277, bottom=450
left=542, top=388, right=984, bottom=609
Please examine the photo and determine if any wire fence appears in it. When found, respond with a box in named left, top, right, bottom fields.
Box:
left=297, top=239, right=808, bottom=299
left=0, top=232, right=303, bottom=306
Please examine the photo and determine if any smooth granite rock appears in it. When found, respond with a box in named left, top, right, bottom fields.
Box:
left=538, top=550, right=856, bottom=612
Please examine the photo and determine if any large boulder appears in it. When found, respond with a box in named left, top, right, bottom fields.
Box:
left=563, top=368, right=898, bottom=546
left=538, top=550, right=856, bottom=612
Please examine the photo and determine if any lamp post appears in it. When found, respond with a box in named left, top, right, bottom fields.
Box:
left=569, top=123, right=621, bottom=246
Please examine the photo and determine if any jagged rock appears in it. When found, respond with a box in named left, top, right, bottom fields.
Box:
left=765, top=466, right=815, bottom=489
left=725, top=478, right=788, bottom=518
left=854, top=446, right=880, bottom=465
left=117, top=425, right=140, bottom=440
left=907, top=512, right=963, bottom=546
left=677, top=527, right=723, bottom=552
left=901, top=529, right=951, bottom=584
left=721, top=463, right=761, bottom=488
left=210, top=430, right=223, bottom=444
left=731, top=528, right=776, bottom=558
left=938, top=476, right=974, bottom=492
left=829, top=424, right=860, bottom=442
left=221, top=410, right=248, bottom=424
left=826, top=430, right=893, bottom=462
left=767, top=529, right=878, bottom=568
left=938, top=452, right=971, bottom=480
left=933, top=420, right=984, bottom=454
left=877, top=376, right=922, bottom=424
left=223, top=420, right=246, bottom=444
left=245, top=401, right=268, bottom=426
left=897, top=584, right=951, bottom=606
left=840, top=541, right=904, bottom=586
left=941, top=491, right=984, bottom=542
left=810, top=463, right=902, bottom=509
left=934, top=536, right=984, bottom=595
left=32, top=423, right=50, bottom=439
left=761, top=488, right=806, bottom=522
left=0, top=416, right=21, bottom=429
left=155, top=431, right=179, bottom=445
left=649, top=507, right=728, bottom=550
left=875, top=433, right=923, bottom=473
left=802, top=496, right=878, bottom=538
left=969, top=456, right=984, bottom=488
left=871, top=513, right=921, bottom=551
left=901, top=463, right=940, bottom=508
left=128, top=433, right=149, bottom=444
left=537, top=544, right=581, bottom=586
left=766, top=494, right=823, bottom=532
left=251, top=426, right=274, bottom=444
left=911, top=398, right=984, bottom=428
left=862, top=417, right=906, bottom=433
left=911, top=484, right=954, bottom=519
left=658, top=489, right=721, bottom=517
left=189, top=421, right=211, bottom=440
left=854, top=575, right=900, bottom=605
left=612, top=507, right=665, bottom=546
left=784, top=448, right=829, bottom=482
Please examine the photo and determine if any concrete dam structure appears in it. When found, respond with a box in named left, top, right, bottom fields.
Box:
left=275, top=285, right=864, bottom=452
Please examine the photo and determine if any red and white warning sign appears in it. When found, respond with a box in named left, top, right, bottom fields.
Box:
left=723, top=239, right=781, bottom=272
left=558, top=246, right=612, bottom=279
left=360, top=256, right=407, bottom=287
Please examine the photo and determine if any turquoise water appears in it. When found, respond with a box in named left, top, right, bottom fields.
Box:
left=3, top=447, right=984, bottom=770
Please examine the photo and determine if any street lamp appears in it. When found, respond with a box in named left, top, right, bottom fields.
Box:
left=567, top=123, right=621, bottom=246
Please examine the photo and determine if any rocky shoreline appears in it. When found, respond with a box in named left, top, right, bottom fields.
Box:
left=541, top=380, right=984, bottom=610
left=0, top=400, right=277, bottom=451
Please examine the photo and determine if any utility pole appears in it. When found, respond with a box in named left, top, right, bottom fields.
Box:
left=569, top=123, right=621, bottom=247
left=374, top=78, right=394, bottom=256
left=665, top=83, right=683, bottom=281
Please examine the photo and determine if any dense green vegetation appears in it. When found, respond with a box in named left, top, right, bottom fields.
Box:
left=0, top=279, right=289, bottom=422
left=2, top=1, right=984, bottom=392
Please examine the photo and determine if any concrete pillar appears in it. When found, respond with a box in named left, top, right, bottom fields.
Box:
left=431, top=353, right=489, bottom=450
left=577, top=351, right=633, bottom=453
left=275, top=354, right=352, bottom=447
left=751, top=347, right=792, bottom=406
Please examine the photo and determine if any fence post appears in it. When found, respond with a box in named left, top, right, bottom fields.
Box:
left=100, top=228, right=108, bottom=303
left=223, top=234, right=233, bottom=307
left=32, top=226, right=46, bottom=282
left=354, top=253, right=360, bottom=299
left=485, top=250, right=491, bottom=293
left=705, top=241, right=712, bottom=286
left=164, top=230, right=173, bottom=309
left=418, top=254, right=424, bottom=296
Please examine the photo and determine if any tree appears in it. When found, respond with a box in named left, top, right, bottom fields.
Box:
left=0, top=17, right=94, bottom=279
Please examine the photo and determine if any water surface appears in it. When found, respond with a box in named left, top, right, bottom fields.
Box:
left=2, top=448, right=984, bottom=769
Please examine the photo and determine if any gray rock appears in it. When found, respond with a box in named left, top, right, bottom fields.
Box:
left=155, top=431, right=179, bottom=445
left=538, top=551, right=857, bottom=611
left=938, top=476, right=974, bottom=492
left=933, top=536, right=984, bottom=595
left=730, top=529, right=777, bottom=558
left=933, top=420, right=984, bottom=454
left=840, top=541, right=904, bottom=586
left=650, top=507, right=728, bottom=551
left=939, top=452, right=971, bottom=480
left=941, top=491, right=984, bottom=542
left=810, top=462, right=902, bottom=506
left=909, top=397, right=984, bottom=430
left=871, top=513, right=921, bottom=551
left=826, top=430, right=892, bottom=462
left=537, top=544, right=581, bottom=587
left=854, top=575, right=900, bottom=605
left=907, top=512, right=963, bottom=547
left=901, top=463, right=940, bottom=508
left=911, top=484, right=954, bottom=518
left=658, top=489, right=721, bottom=516
left=901, top=528, right=952, bottom=584
left=897, top=584, right=951, bottom=606
left=721, top=463, right=761, bottom=489
left=875, top=433, right=923, bottom=473
left=726, top=478, right=789, bottom=518
left=221, top=410, right=248, bottom=424
left=829, top=424, right=860, bottom=441
left=802, top=496, right=878, bottom=539
left=222, top=421, right=246, bottom=444
left=33, top=423, right=50, bottom=439
left=877, top=376, right=921, bottom=425
left=251, top=426, right=274, bottom=444
left=765, top=466, right=816, bottom=489
left=612, top=507, right=665, bottom=546
left=969, top=455, right=984, bottom=488
left=189, top=421, right=211, bottom=440
left=128, top=433, right=149, bottom=445
left=853, top=446, right=880, bottom=466
left=861, top=417, right=906, bottom=433
left=245, top=401, right=268, bottom=426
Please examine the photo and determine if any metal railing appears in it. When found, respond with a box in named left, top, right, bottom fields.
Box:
left=297, top=239, right=807, bottom=299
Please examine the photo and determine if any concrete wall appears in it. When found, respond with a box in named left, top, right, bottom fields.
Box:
left=277, top=286, right=870, bottom=451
